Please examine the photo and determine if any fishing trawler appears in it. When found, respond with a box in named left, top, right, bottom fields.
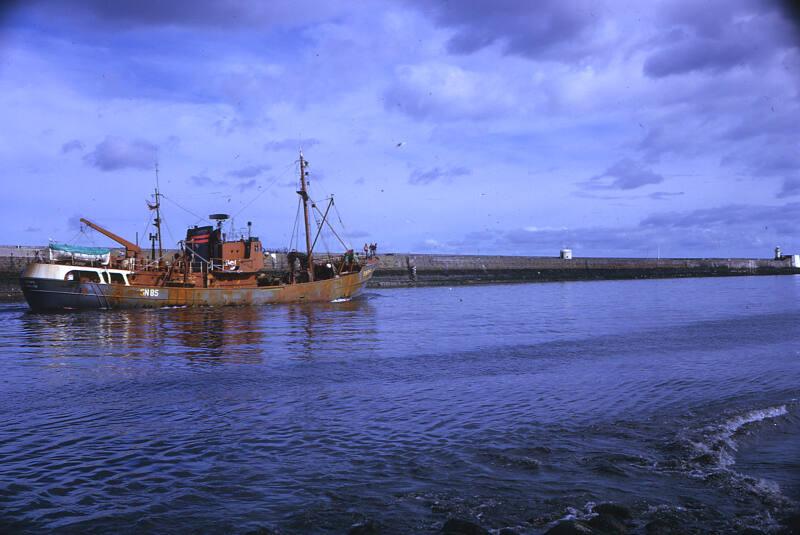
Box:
left=20, top=152, right=378, bottom=311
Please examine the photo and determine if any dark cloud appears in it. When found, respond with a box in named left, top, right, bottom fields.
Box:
left=637, top=126, right=672, bottom=164
left=443, top=201, right=800, bottom=256
left=83, top=136, right=158, bottom=171
left=409, top=166, right=471, bottom=186
left=712, top=98, right=800, bottom=197
left=643, top=38, right=758, bottom=78
left=643, top=0, right=797, bottom=78
left=409, top=0, right=601, bottom=61
left=583, top=159, right=664, bottom=190
left=263, top=138, right=319, bottom=152
left=0, top=1, right=26, bottom=24
left=721, top=102, right=799, bottom=143
left=721, top=141, right=800, bottom=196
left=227, top=164, right=271, bottom=179
left=777, top=178, right=800, bottom=198
left=633, top=75, right=799, bottom=195
left=61, top=139, right=84, bottom=154
left=25, top=0, right=343, bottom=29
left=640, top=202, right=800, bottom=232
left=24, top=226, right=42, bottom=233
left=778, top=0, right=800, bottom=35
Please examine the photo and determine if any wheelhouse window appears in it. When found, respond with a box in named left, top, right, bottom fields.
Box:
left=65, top=270, right=101, bottom=283
left=109, top=273, right=125, bottom=284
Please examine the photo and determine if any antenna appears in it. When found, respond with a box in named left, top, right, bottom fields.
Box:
left=149, top=162, right=163, bottom=263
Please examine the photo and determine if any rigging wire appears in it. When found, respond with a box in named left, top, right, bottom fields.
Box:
left=319, top=215, right=332, bottom=262
left=288, top=196, right=302, bottom=251
left=140, top=209, right=153, bottom=249
left=332, top=202, right=353, bottom=250
left=80, top=225, right=98, bottom=247
left=160, top=193, right=211, bottom=226
left=162, top=215, right=176, bottom=251
left=65, top=226, right=84, bottom=246
left=310, top=207, right=331, bottom=263
left=311, top=198, right=348, bottom=250
left=232, top=160, right=297, bottom=220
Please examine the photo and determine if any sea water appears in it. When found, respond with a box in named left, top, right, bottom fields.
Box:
left=1, top=275, right=799, bottom=533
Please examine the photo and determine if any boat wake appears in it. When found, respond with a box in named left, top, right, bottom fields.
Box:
left=688, top=405, right=788, bottom=471
left=654, top=402, right=797, bottom=531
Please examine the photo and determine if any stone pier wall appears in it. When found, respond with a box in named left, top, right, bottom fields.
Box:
left=368, top=253, right=799, bottom=287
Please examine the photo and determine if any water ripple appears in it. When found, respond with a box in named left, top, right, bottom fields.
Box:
left=1, top=277, right=800, bottom=532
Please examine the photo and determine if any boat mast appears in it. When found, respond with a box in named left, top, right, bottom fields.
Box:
left=298, top=151, right=314, bottom=282
left=153, top=164, right=163, bottom=262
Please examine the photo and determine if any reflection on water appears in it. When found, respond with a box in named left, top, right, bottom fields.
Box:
left=2, top=278, right=800, bottom=533
left=18, top=297, right=378, bottom=366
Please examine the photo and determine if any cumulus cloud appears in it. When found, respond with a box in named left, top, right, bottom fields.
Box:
left=384, top=63, right=518, bottom=120
left=83, top=136, right=158, bottom=171
left=409, top=166, right=471, bottom=185
left=583, top=159, right=664, bottom=190
left=263, top=138, right=319, bottom=152
left=61, top=139, right=84, bottom=153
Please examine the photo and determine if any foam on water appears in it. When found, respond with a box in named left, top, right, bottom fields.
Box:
left=691, top=404, right=789, bottom=469
left=664, top=403, right=798, bottom=532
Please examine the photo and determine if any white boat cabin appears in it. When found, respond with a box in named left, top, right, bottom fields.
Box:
left=22, top=263, right=134, bottom=286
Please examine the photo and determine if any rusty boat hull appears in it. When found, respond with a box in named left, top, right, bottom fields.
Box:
left=20, top=263, right=377, bottom=311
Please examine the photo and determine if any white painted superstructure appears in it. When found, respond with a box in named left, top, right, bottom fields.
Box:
left=21, top=263, right=134, bottom=285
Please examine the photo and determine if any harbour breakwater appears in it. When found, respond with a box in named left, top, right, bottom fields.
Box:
left=2, top=245, right=799, bottom=299
left=371, top=253, right=800, bottom=287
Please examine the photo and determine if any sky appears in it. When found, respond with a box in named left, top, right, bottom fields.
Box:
left=1, top=0, right=799, bottom=257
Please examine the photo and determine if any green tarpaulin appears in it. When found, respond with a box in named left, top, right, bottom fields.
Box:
left=49, top=242, right=111, bottom=256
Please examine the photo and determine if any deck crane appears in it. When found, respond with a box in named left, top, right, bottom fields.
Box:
left=79, top=218, right=142, bottom=259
